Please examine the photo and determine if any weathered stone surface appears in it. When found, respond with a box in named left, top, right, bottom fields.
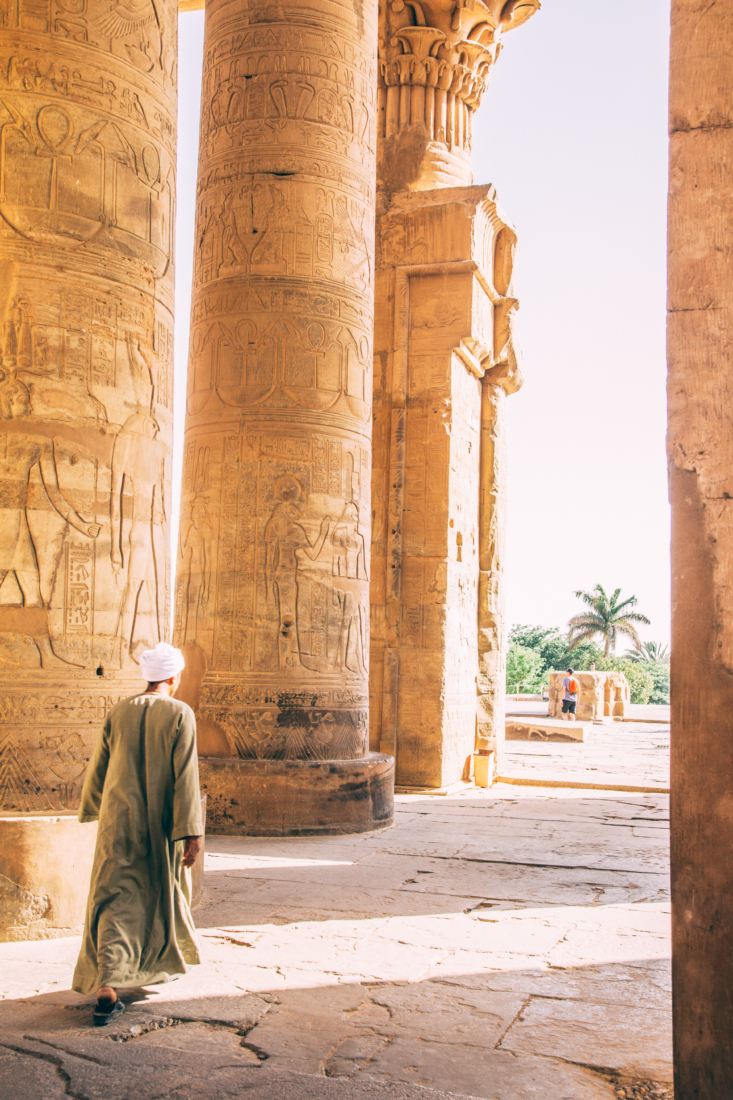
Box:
left=506, top=717, right=591, bottom=743
left=0, top=813, right=97, bottom=941
left=668, top=1, right=733, bottom=1095
left=0, top=781, right=672, bottom=1100
left=0, top=0, right=178, bottom=815
left=370, top=184, right=521, bottom=789
left=548, top=671, right=630, bottom=722
left=199, top=754, right=394, bottom=836
left=0, top=798, right=206, bottom=942
left=502, top=714, right=670, bottom=793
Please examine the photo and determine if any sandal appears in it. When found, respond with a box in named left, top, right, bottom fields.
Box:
left=93, top=998, right=125, bottom=1027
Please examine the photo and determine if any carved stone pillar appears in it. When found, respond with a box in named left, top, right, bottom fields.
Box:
left=0, top=0, right=177, bottom=819
left=669, top=0, right=733, bottom=1093
left=176, top=0, right=393, bottom=835
left=371, top=0, right=535, bottom=788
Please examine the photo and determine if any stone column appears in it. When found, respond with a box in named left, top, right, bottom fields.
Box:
left=0, top=0, right=177, bottom=824
left=371, top=0, right=535, bottom=789
left=176, top=0, right=393, bottom=835
left=668, top=0, right=733, bottom=1094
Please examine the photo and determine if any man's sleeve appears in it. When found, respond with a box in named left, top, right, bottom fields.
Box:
left=78, top=718, right=111, bottom=822
left=171, top=707, right=203, bottom=841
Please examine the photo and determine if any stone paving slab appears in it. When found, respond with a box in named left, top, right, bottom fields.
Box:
left=0, top=785, right=672, bottom=1100
left=501, top=721, right=670, bottom=790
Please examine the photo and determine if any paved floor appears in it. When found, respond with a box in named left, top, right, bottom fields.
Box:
left=503, top=720, right=670, bottom=791
left=0, top=778, right=672, bottom=1100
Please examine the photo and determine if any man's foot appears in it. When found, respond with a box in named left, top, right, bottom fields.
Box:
left=93, top=987, right=124, bottom=1027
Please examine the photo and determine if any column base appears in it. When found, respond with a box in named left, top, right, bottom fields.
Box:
left=0, top=813, right=97, bottom=942
left=199, top=753, right=395, bottom=836
left=0, top=798, right=208, bottom=942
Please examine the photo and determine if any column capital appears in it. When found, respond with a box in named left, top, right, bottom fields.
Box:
left=378, top=0, right=540, bottom=190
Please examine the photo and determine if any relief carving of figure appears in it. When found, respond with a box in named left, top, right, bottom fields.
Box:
left=179, top=496, right=213, bottom=643
left=333, top=587, right=366, bottom=676
left=331, top=502, right=367, bottom=579
left=251, top=185, right=290, bottom=266
left=110, top=336, right=166, bottom=667
left=0, top=378, right=101, bottom=668
left=110, top=410, right=165, bottom=666
left=220, top=190, right=249, bottom=270
left=87, top=0, right=163, bottom=73
left=264, top=474, right=330, bottom=670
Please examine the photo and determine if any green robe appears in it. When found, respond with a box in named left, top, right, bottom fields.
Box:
left=73, top=694, right=203, bottom=995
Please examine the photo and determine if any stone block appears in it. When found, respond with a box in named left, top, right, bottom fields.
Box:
left=0, top=813, right=97, bottom=942
left=473, top=752, right=495, bottom=788
left=506, top=718, right=591, bottom=743
left=1, top=793, right=208, bottom=939
left=548, top=670, right=630, bottom=722
left=199, top=754, right=394, bottom=837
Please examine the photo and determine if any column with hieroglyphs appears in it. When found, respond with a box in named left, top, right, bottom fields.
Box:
left=0, top=0, right=177, bottom=824
left=175, top=0, right=394, bottom=835
left=370, top=0, right=537, bottom=788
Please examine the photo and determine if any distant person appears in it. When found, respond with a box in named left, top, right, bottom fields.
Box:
left=72, top=643, right=203, bottom=1025
left=561, top=667, right=579, bottom=721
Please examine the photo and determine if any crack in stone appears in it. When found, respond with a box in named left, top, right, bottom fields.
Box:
left=0, top=1040, right=97, bottom=1100
left=493, top=995, right=532, bottom=1050
left=19, top=1037, right=109, bottom=1066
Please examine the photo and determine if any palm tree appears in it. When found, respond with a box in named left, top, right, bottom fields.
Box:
left=624, top=640, right=670, bottom=663
left=567, top=585, right=650, bottom=657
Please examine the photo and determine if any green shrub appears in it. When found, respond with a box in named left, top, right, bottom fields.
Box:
left=506, top=644, right=545, bottom=694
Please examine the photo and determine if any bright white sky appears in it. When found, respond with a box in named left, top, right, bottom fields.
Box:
left=174, top=0, right=671, bottom=645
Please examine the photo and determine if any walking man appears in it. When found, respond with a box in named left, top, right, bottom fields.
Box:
left=561, top=667, right=579, bottom=721
left=73, top=643, right=203, bottom=1025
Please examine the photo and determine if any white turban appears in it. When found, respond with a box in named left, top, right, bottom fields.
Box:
left=139, top=642, right=185, bottom=683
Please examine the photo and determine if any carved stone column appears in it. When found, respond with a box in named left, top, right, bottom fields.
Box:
left=0, top=0, right=177, bottom=824
left=371, top=0, right=535, bottom=789
left=176, top=0, right=393, bottom=835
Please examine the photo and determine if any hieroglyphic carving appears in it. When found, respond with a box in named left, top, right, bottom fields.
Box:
left=177, top=0, right=376, bottom=761
left=0, top=682, right=136, bottom=810
left=0, top=0, right=176, bottom=808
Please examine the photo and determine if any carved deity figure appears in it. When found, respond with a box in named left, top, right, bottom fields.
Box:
left=87, top=0, right=162, bottom=73
left=179, top=496, right=213, bottom=643
left=331, top=502, right=367, bottom=579
left=0, top=378, right=101, bottom=668
left=333, top=587, right=366, bottom=676
left=264, top=475, right=330, bottom=669
left=110, top=410, right=166, bottom=666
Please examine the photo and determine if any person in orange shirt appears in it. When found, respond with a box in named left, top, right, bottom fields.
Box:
left=561, top=668, right=579, bottom=722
